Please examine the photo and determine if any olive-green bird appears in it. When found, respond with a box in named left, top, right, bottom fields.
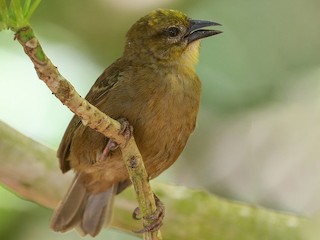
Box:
left=51, top=8, right=221, bottom=237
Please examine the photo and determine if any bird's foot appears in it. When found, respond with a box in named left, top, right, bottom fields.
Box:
left=133, top=194, right=165, bottom=233
left=117, top=117, right=133, bottom=147
left=99, top=118, right=133, bottom=162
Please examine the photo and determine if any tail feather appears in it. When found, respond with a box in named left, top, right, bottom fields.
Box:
left=82, top=185, right=116, bottom=237
left=50, top=173, right=87, bottom=232
left=50, top=173, right=116, bottom=237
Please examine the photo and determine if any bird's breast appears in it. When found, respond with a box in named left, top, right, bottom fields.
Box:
left=132, top=70, right=201, bottom=178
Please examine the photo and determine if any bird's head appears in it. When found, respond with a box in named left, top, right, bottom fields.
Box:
left=124, top=9, right=222, bottom=67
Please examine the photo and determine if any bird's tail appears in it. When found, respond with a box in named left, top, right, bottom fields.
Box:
left=50, top=173, right=117, bottom=237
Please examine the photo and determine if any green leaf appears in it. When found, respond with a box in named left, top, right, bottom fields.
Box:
left=24, top=0, right=40, bottom=20
left=22, top=0, right=31, bottom=16
left=0, top=1, right=9, bottom=30
left=0, top=0, right=41, bottom=31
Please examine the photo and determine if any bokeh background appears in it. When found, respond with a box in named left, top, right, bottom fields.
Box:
left=1, top=0, right=320, bottom=239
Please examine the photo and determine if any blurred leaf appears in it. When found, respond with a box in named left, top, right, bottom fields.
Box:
left=0, top=0, right=41, bottom=30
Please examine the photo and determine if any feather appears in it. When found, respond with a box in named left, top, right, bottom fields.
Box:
left=51, top=173, right=117, bottom=236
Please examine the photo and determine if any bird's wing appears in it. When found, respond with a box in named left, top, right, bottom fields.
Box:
left=84, top=61, right=122, bottom=106
left=57, top=114, right=82, bottom=173
left=57, top=59, right=123, bottom=173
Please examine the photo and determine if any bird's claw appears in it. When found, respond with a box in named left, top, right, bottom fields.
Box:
left=98, top=118, right=133, bottom=162
left=132, top=207, right=142, bottom=220
left=133, top=194, right=165, bottom=233
left=117, top=117, right=133, bottom=147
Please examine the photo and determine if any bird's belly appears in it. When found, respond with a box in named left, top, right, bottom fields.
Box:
left=133, top=98, right=198, bottom=179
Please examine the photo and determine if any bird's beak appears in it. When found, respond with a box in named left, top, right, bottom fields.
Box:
left=186, top=19, right=222, bottom=43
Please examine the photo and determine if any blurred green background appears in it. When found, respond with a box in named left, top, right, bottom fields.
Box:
left=1, top=0, right=320, bottom=239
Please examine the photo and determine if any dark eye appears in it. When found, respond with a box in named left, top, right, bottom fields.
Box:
left=167, top=27, right=180, bottom=37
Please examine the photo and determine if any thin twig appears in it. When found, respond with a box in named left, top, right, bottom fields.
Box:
left=14, top=26, right=161, bottom=239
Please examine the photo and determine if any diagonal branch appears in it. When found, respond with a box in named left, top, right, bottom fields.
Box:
left=14, top=26, right=160, bottom=240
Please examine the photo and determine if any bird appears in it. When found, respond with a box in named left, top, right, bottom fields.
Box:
left=50, top=8, right=221, bottom=237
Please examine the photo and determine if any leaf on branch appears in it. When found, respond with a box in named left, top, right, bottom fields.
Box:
left=0, top=0, right=41, bottom=30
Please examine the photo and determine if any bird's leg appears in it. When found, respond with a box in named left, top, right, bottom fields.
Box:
left=99, top=139, right=117, bottom=161
left=133, top=194, right=165, bottom=233
left=99, top=118, right=133, bottom=161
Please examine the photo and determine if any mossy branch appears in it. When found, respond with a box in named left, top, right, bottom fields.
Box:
left=0, top=121, right=308, bottom=239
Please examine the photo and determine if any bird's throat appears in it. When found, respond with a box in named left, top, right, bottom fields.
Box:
left=181, top=40, right=201, bottom=71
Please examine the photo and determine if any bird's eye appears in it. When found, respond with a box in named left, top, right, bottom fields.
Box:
left=167, top=27, right=180, bottom=37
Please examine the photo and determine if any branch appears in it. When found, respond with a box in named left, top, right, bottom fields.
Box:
left=1, top=1, right=158, bottom=237
left=0, top=121, right=307, bottom=239
left=13, top=26, right=160, bottom=239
